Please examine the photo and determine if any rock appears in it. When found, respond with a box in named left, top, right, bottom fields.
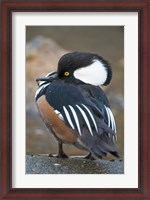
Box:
left=26, top=155, right=124, bottom=174
left=26, top=36, right=67, bottom=105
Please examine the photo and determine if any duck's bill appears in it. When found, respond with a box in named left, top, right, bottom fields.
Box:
left=36, top=71, right=58, bottom=81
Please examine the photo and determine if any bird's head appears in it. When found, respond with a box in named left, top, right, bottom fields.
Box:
left=57, top=51, right=112, bottom=86
left=36, top=52, right=112, bottom=87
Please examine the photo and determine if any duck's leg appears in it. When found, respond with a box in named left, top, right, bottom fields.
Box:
left=84, top=152, right=96, bottom=160
left=57, top=142, right=68, bottom=158
left=48, top=142, right=68, bottom=158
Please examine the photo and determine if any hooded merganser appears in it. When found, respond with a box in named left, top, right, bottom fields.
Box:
left=35, top=52, right=119, bottom=159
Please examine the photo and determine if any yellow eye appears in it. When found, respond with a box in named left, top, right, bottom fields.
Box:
left=64, top=71, right=70, bottom=76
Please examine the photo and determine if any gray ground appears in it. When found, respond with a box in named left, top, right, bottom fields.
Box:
left=26, top=155, right=124, bottom=174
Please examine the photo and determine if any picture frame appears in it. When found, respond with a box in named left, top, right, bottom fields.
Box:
left=1, top=0, right=149, bottom=199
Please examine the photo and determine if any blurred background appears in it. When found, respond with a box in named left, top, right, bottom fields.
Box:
left=26, top=26, right=124, bottom=159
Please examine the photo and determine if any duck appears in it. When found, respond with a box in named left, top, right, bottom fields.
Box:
left=35, top=51, right=119, bottom=159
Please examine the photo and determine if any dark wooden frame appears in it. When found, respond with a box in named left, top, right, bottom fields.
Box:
left=0, top=0, right=150, bottom=199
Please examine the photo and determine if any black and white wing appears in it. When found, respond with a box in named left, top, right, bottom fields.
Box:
left=45, top=80, right=119, bottom=158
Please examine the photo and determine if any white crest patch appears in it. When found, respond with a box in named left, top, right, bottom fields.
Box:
left=73, top=59, right=107, bottom=86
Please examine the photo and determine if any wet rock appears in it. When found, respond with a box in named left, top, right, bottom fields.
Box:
left=26, top=155, right=124, bottom=174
